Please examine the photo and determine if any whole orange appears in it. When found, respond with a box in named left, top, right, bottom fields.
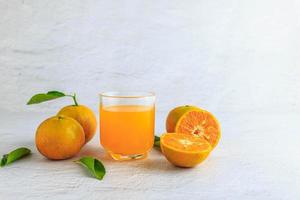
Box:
left=36, top=115, right=85, bottom=160
left=57, top=105, right=97, bottom=143
left=166, top=105, right=201, bottom=132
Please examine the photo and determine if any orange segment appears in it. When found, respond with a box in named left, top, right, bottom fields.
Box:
left=160, top=133, right=212, bottom=168
left=162, top=133, right=211, bottom=152
left=175, top=110, right=221, bottom=149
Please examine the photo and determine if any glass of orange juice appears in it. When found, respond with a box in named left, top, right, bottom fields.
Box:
left=100, top=92, right=155, bottom=161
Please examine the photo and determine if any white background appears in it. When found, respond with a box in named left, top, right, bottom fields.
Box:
left=0, top=0, right=299, bottom=114
left=0, top=0, right=299, bottom=200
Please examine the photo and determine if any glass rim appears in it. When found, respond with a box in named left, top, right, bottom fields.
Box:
left=100, top=91, right=155, bottom=99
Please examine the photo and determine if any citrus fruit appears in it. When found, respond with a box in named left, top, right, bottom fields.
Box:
left=175, top=109, right=221, bottom=149
left=166, top=105, right=201, bottom=132
left=36, top=115, right=85, bottom=160
left=160, top=133, right=211, bottom=167
left=58, top=105, right=97, bottom=143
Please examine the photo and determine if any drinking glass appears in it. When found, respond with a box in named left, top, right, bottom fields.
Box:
left=100, top=92, right=155, bottom=160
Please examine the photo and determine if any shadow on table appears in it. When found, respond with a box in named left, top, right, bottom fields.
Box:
left=77, top=145, right=197, bottom=173
left=132, top=156, right=195, bottom=173
left=126, top=148, right=196, bottom=172
left=77, top=144, right=115, bottom=163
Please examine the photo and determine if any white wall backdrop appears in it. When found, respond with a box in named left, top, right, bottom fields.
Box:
left=0, top=0, right=299, bottom=114
left=0, top=2, right=300, bottom=199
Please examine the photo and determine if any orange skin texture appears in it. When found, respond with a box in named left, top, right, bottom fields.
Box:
left=35, top=116, right=85, bottom=160
left=58, top=105, right=97, bottom=143
left=166, top=105, right=201, bottom=132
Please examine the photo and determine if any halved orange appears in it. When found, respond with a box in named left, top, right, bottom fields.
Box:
left=166, top=105, right=201, bottom=132
left=160, top=133, right=212, bottom=167
left=175, top=109, right=221, bottom=149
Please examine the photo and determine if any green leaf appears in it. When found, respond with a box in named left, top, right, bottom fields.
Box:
left=0, top=155, right=8, bottom=167
left=75, top=156, right=106, bottom=180
left=154, top=135, right=160, bottom=148
left=0, top=147, right=31, bottom=167
left=27, top=91, right=66, bottom=104
left=46, top=91, right=65, bottom=96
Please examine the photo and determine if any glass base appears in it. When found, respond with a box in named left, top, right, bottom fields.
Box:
left=107, top=151, right=148, bottom=161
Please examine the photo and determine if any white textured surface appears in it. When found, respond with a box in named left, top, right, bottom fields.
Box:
left=0, top=0, right=300, bottom=199
left=0, top=0, right=299, bottom=114
left=0, top=111, right=299, bottom=200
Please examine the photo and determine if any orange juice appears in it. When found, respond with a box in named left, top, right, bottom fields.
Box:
left=100, top=105, right=155, bottom=158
